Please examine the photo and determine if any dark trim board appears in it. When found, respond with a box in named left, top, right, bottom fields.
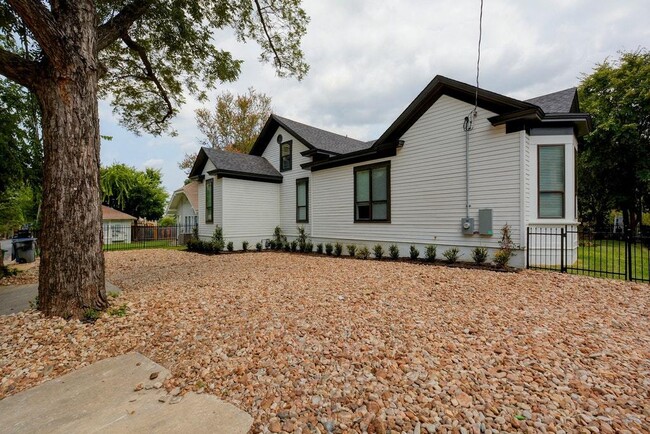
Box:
left=296, top=177, right=309, bottom=223
left=353, top=161, right=391, bottom=223
left=207, top=169, right=282, bottom=184
left=305, top=148, right=397, bottom=172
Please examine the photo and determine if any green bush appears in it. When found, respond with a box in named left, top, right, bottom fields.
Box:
left=242, top=241, right=249, bottom=252
left=212, top=226, right=225, bottom=252
left=409, top=245, right=420, bottom=260
left=290, top=240, right=298, bottom=252
left=316, top=243, right=323, bottom=254
left=333, top=242, right=343, bottom=257
left=424, top=244, right=437, bottom=262
left=297, top=226, right=310, bottom=252
left=304, top=241, right=313, bottom=253
left=226, top=241, right=234, bottom=252
left=493, top=249, right=512, bottom=268
left=443, top=247, right=460, bottom=264
left=471, top=246, right=488, bottom=264
left=494, top=223, right=516, bottom=268
left=373, top=244, right=384, bottom=259
left=108, top=304, right=128, bottom=317
left=389, top=244, right=399, bottom=260
left=158, top=215, right=176, bottom=227
left=283, top=242, right=291, bottom=252
left=358, top=246, right=370, bottom=260
left=325, top=243, right=333, bottom=255
left=256, top=242, right=262, bottom=252
left=268, top=240, right=277, bottom=250
left=347, top=244, right=357, bottom=257
left=83, top=308, right=100, bottom=323
left=273, top=226, right=286, bottom=249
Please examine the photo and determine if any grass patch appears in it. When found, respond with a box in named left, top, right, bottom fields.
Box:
left=103, top=240, right=177, bottom=251
left=571, top=239, right=650, bottom=280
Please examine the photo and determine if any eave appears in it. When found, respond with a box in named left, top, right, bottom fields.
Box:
left=207, top=169, right=282, bottom=184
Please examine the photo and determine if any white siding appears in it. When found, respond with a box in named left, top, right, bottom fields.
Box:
left=311, top=95, right=522, bottom=261
left=221, top=177, right=280, bottom=248
left=176, top=196, right=197, bottom=234
left=260, top=126, right=312, bottom=238
left=197, top=160, right=223, bottom=240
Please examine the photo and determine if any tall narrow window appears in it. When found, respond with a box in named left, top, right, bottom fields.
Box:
left=205, top=178, right=214, bottom=223
left=280, top=140, right=292, bottom=172
left=296, top=178, right=309, bottom=223
left=538, top=145, right=565, bottom=218
left=354, top=162, right=390, bottom=222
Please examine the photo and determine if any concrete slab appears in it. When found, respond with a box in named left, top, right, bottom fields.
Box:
left=0, top=281, right=122, bottom=316
left=0, top=353, right=252, bottom=434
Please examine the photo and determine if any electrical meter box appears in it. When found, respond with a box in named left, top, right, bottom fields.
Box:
left=479, top=209, right=493, bottom=235
left=461, top=217, right=474, bottom=235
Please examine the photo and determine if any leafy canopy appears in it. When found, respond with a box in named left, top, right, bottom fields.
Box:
left=100, top=163, right=168, bottom=220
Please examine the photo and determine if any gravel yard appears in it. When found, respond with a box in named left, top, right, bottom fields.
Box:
left=1, top=250, right=649, bottom=433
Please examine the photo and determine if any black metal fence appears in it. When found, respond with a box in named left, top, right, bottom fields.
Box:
left=102, top=223, right=197, bottom=251
left=526, top=225, right=650, bottom=282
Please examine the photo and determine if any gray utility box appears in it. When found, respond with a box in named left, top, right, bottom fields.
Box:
left=12, top=238, right=36, bottom=263
left=479, top=209, right=493, bottom=235
left=461, top=217, right=474, bottom=235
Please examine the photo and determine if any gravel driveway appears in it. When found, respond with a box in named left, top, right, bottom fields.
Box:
left=1, top=250, right=648, bottom=433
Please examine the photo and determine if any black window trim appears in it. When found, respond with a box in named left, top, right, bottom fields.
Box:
left=205, top=178, right=214, bottom=223
left=354, top=161, right=391, bottom=223
left=280, top=140, right=293, bottom=172
left=296, top=177, right=309, bottom=223
left=537, top=144, right=565, bottom=219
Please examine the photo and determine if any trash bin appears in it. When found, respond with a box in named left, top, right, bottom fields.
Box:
left=12, top=237, right=37, bottom=264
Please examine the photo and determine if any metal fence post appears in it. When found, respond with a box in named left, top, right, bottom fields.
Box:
left=626, top=231, right=633, bottom=281
left=526, top=227, right=530, bottom=269
left=560, top=227, right=566, bottom=273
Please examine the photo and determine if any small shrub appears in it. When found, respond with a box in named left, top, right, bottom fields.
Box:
left=494, top=223, right=517, bottom=268
left=347, top=244, right=357, bottom=257
left=83, top=308, right=100, bottom=323
left=409, top=245, right=420, bottom=260
left=443, top=247, right=460, bottom=264
left=226, top=241, right=234, bottom=252
left=424, top=244, right=437, bottom=262
left=242, top=241, right=249, bottom=252
left=325, top=243, right=333, bottom=255
left=283, top=242, right=291, bottom=252
left=1, top=265, right=17, bottom=278
left=212, top=226, right=225, bottom=252
left=268, top=240, right=277, bottom=250
left=471, top=246, right=488, bottom=264
left=316, top=243, right=323, bottom=254
left=108, top=291, right=120, bottom=299
left=108, top=304, right=128, bottom=317
left=273, top=226, right=287, bottom=248
left=358, top=246, right=370, bottom=260
left=333, top=242, right=343, bottom=257
left=290, top=240, right=298, bottom=252
left=304, top=241, right=313, bottom=253
left=373, top=244, right=384, bottom=260
left=297, top=225, right=310, bottom=252
left=493, top=249, right=512, bottom=268
left=256, top=242, right=263, bottom=252
left=389, top=244, right=399, bottom=260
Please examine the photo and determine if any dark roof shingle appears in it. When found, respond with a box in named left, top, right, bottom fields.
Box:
left=203, top=147, right=281, bottom=179
left=525, top=88, right=578, bottom=113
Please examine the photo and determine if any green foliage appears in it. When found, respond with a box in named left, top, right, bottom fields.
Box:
left=424, top=245, right=437, bottom=262
left=357, top=246, right=370, bottom=260
left=107, top=304, right=128, bottom=317
left=493, top=249, right=512, bottom=268
left=0, top=185, right=37, bottom=234
left=272, top=226, right=287, bottom=248
left=494, top=224, right=516, bottom=267
left=242, top=241, right=249, bottom=252
left=325, top=243, right=333, bottom=255
left=373, top=244, right=384, bottom=260
left=158, top=215, right=176, bottom=227
left=290, top=240, right=298, bottom=252
left=389, top=244, right=399, bottom=260
left=296, top=226, right=310, bottom=252
left=316, top=243, right=323, bottom=254
left=101, top=164, right=168, bottom=220
left=212, top=226, right=225, bottom=251
left=255, top=242, right=262, bottom=252
left=347, top=244, right=357, bottom=257
left=304, top=241, right=313, bottom=253
left=83, top=308, right=101, bottom=323
left=226, top=241, right=234, bottom=252
left=578, top=50, right=650, bottom=230
left=443, top=247, right=460, bottom=264
left=108, top=291, right=120, bottom=298
left=471, top=246, right=489, bottom=264
left=283, top=242, right=291, bottom=252
left=1, top=265, right=17, bottom=278
left=409, top=245, right=420, bottom=260
left=333, top=242, right=343, bottom=257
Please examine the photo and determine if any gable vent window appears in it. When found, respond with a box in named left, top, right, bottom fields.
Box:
left=296, top=178, right=309, bottom=223
left=354, top=162, right=390, bottom=222
left=538, top=145, right=565, bottom=219
left=280, top=140, right=292, bottom=172
left=205, top=178, right=214, bottom=223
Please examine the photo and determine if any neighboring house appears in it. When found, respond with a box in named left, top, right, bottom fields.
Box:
left=189, top=75, right=591, bottom=267
left=102, top=205, right=136, bottom=244
left=166, top=181, right=199, bottom=236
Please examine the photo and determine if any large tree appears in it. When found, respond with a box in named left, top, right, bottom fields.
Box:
left=179, top=87, right=272, bottom=174
left=0, top=1, right=308, bottom=318
left=101, top=163, right=167, bottom=220
left=578, top=50, right=650, bottom=231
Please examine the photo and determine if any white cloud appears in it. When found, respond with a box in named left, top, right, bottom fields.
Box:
left=142, top=159, right=164, bottom=170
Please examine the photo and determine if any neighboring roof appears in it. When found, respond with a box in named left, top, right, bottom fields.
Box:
left=189, top=147, right=282, bottom=183
left=525, top=88, right=579, bottom=113
left=250, top=114, right=372, bottom=157
left=102, top=205, right=136, bottom=221
left=166, top=181, right=199, bottom=215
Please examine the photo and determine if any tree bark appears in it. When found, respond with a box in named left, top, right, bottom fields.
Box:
left=34, top=2, right=107, bottom=319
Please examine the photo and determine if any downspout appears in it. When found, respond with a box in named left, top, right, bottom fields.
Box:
left=463, top=111, right=477, bottom=219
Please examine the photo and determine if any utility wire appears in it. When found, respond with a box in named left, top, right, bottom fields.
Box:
left=474, top=0, right=484, bottom=113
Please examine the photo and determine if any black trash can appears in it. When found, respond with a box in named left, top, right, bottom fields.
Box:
left=12, top=231, right=37, bottom=264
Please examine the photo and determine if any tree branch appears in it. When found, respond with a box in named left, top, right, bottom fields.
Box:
left=97, top=0, right=153, bottom=51
left=0, top=46, right=39, bottom=89
left=253, top=0, right=282, bottom=69
left=120, top=32, right=173, bottom=124
left=7, top=0, right=65, bottom=66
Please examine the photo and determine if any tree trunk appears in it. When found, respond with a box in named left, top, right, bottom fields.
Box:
left=34, top=3, right=107, bottom=319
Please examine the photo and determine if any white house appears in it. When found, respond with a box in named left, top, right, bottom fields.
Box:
left=102, top=205, right=136, bottom=245
left=166, top=181, right=199, bottom=236
left=189, top=75, right=591, bottom=267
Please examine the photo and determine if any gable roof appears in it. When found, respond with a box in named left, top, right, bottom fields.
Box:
left=102, top=205, right=136, bottom=221
left=250, top=114, right=372, bottom=157
left=166, top=181, right=199, bottom=215
left=525, top=88, right=579, bottom=113
left=189, top=147, right=282, bottom=183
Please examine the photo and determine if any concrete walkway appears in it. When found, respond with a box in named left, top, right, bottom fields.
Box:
left=0, top=281, right=122, bottom=316
left=0, top=353, right=252, bottom=433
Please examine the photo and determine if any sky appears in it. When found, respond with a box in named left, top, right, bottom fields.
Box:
left=98, top=0, right=650, bottom=194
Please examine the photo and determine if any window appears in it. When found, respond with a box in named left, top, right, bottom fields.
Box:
left=538, top=145, right=565, bottom=218
left=280, top=140, right=292, bottom=172
left=296, top=178, right=309, bottom=223
left=205, top=178, right=214, bottom=223
left=354, top=162, right=390, bottom=222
